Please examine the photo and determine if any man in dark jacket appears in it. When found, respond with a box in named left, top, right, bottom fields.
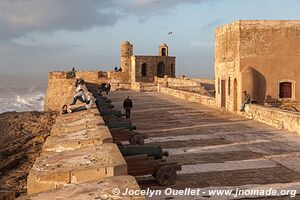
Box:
left=123, top=96, right=133, bottom=119
left=106, top=83, right=111, bottom=95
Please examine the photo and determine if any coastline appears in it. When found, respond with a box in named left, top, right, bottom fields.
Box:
left=0, top=111, right=57, bottom=197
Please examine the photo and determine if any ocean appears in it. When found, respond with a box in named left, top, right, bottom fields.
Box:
left=0, top=74, right=48, bottom=113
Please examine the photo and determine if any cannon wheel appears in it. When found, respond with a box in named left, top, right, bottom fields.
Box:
left=129, top=134, right=144, bottom=145
left=155, top=165, right=176, bottom=186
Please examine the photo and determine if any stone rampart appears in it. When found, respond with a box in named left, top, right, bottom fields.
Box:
left=158, top=86, right=216, bottom=108
left=243, top=104, right=300, bottom=134
left=44, top=72, right=74, bottom=112
left=22, top=77, right=144, bottom=199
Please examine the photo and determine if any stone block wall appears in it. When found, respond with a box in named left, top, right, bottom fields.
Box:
left=44, top=72, right=74, bottom=112
left=239, top=21, right=300, bottom=102
left=132, top=55, right=176, bottom=82
left=45, top=70, right=132, bottom=112
left=76, top=71, right=106, bottom=84
left=243, top=104, right=300, bottom=134
left=215, top=21, right=241, bottom=111
left=24, top=82, right=144, bottom=199
left=157, top=77, right=212, bottom=96
left=215, top=20, right=300, bottom=112
left=159, top=86, right=216, bottom=108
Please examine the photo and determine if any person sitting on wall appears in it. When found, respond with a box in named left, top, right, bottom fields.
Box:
left=123, top=96, right=133, bottom=119
left=240, top=91, right=251, bottom=112
left=71, top=79, right=86, bottom=105
left=71, top=88, right=86, bottom=105
left=114, top=66, right=118, bottom=72
left=118, top=67, right=122, bottom=72
left=65, top=92, right=96, bottom=113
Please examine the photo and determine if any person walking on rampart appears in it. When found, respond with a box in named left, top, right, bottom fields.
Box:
left=106, top=83, right=111, bottom=95
left=240, top=91, right=251, bottom=112
left=123, top=96, right=133, bottom=119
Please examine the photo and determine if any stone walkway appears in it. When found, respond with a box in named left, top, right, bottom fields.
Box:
left=108, top=91, right=300, bottom=200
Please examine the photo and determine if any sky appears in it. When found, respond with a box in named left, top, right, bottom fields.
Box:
left=0, top=0, right=300, bottom=79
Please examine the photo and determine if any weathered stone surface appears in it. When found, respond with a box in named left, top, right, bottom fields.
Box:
left=42, top=126, right=113, bottom=154
left=27, top=144, right=127, bottom=195
left=215, top=20, right=300, bottom=112
left=51, top=117, right=104, bottom=134
left=0, top=190, right=16, bottom=200
left=108, top=91, right=300, bottom=194
left=159, top=86, right=216, bottom=108
left=19, top=176, right=144, bottom=200
left=55, top=113, right=104, bottom=126
left=56, top=108, right=100, bottom=120
left=44, top=72, right=74, bottom=112
left=243, top=104, right=300, bottom=134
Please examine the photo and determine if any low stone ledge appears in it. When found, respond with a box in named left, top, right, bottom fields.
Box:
left=55, top=114, right=104, bottom=126
left=19, top=176, right=144, bottom=200
left=42, top=126, right=113, bottom=154
left=159, top=86, right=216, bottom=108
left=27, top=144, right=127, bottom=195
left=51, top=116, right=105, bottom=134
left=243, top=104, right=300, bottom=134
left=56, top=112, right=100, bottom=122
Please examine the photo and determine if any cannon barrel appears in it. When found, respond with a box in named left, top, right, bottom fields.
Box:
left=96, top=102, right=114, bottom=109
left=106, top=121, right=136, bottom=130
left=99, top=109, right=122, bottom=117
left=118, top=144, right=169, bottom=160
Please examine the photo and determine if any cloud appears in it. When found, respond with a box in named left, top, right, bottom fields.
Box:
left=0, top=0, right=218, bottom=40
left=0, top=0, right=121, bottom=40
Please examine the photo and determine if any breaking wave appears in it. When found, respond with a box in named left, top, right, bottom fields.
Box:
left=0, top=87, right=45, bottom=113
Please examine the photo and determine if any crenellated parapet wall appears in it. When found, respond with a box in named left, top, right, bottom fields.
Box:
left=44, top=70, right=132, bottom=112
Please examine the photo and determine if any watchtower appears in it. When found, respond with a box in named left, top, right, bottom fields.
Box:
left=120, top=41, right=133, bottom=74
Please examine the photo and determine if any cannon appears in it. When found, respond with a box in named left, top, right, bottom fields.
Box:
left=96, top=101, right=114, bottom=109
left=110, top=128, right=147, bottom=145
left=99, top=108, right=122, bottom=117
left=118, top=144, right=181, bottom=186
left=106, top=121, right=136, bottom=130
left=118, top=144, right=168, bottom=159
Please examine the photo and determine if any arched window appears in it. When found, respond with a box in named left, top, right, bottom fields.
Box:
left=161, top=48, right=166, bottom=56
left=141, top=63, right=147, bottom=77
left=279, top=82, right=292, bottom=99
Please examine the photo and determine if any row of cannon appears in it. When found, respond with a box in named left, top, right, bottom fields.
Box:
left=91, top=88, right=182, bottom=186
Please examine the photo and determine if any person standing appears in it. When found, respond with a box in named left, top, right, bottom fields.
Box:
left=123, top=96, right=133, bottom=119
left=106, top=83, right=111, bottom=95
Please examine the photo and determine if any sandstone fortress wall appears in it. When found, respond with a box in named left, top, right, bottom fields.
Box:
left=215, top=20, right=300, bottom=112
left=22, top=80, right=145, bottom=199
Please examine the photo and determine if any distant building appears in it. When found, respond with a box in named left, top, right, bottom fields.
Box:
left=120, top=41, right=176, bottom=83
left=215, top=20, right=300, bottom=111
